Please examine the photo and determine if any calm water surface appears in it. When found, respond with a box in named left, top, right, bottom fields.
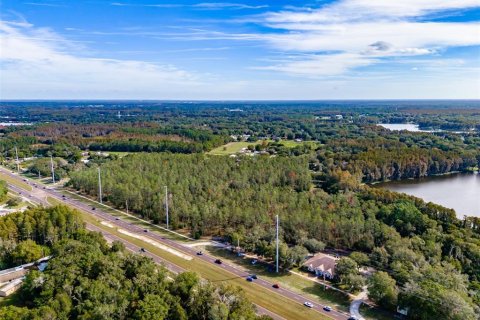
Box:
left=378, top=173, right=480, bottom=218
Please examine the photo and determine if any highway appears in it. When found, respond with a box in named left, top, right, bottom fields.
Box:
left=1, top=167, right=351, bottom=320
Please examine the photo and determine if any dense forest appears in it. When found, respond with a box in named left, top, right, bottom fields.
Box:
left=2, top=102, right=479, bottom=182
left=68, top=153, right=480, bottom=318
left=4, top=122, right=230, bottom=155
left=0, top=206, right=266, bottom=320
left=1, top=102, right=480, bottom=319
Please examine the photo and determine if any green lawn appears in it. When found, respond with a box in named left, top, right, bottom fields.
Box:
left=277, top=140, right=319, bottom=149
left=208, top=140, right=319, bottom=155
left=0, top=172, right=32, bottom=191
left=207, top=141, right=265, bottom=155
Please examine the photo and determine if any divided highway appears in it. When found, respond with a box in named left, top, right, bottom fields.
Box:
left=0, top=167, right=351, bottom=320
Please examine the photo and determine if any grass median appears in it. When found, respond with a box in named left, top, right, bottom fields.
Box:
left=0, top=172, right=32, bottom=191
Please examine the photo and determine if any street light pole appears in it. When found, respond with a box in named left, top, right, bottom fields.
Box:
left=276, top=214, right=279, bottom=273
left=50, top=156, right=55, bottom=184
left=98, top=167, right=102, bottom=204
left=164, top=186, right=169, bottom=229
left=14, top=146, right=19, bottom=172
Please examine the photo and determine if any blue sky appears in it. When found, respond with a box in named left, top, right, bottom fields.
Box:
left=1, top=0, right=479, bottom=99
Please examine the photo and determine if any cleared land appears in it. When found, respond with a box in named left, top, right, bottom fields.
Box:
left=208, top=141, right=264, bottom=155
left=208, top=140, right=318, bottom=155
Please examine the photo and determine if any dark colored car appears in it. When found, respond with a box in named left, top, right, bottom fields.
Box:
left=272, top=284, right=280, bottom=289
left=250, top=274, right=257, bottom=279
left=140, top=248, right=146, bottom=252
left=323, top=306, right=332, bottom=312
left=92, top=207, right=96, bottom=210
left=196, top=251, right=203, bottom=255
left=246, top=277, right=253, bottom=282
left=143, top=229, right=148, bottom=232
left=214, top=259, right=222, bottom=264
left=348, top=317, right=357, bottom=320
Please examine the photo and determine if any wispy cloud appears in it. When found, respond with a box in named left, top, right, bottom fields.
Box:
left=193, top=3, right=268, bottom=10
left=24, top=2, right=65, bottom=7
left=110, top=2, right=267, bottom=10
left=253, top=0, right=480, bottom=76
left=0, top=20, right=200, bottom=99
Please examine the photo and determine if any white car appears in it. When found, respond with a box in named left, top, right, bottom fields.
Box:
left=304, top=302, right=313, bottom=308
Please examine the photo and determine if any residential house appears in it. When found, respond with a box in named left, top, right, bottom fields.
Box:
left=303, top=253, right=339, bottom=279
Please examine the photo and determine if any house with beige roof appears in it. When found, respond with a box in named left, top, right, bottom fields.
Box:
left=303, top=253, right=339, bottom=279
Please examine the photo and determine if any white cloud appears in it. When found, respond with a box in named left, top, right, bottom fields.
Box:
left=110, top=2, right=267, bottom=10
left=256, top=0, right=480, bottom=77
left=255, top=53, right=375, bottom=77
left=0, top=21, right=201, bottom=99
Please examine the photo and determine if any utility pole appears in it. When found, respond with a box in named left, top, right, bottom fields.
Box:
left=14, top=146, right=19, bottom=172
left=50, top=156, right=55, bottom=184
left=98, top=167, right=102, bottom=204
left=276, top=214, right=279, bottom=273
left=126, top=199, right=129, bottom=215
left=164, top=186, right=169, bottom=229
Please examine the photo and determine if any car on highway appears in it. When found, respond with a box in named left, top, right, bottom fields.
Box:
left=323, top=306, right=332, bottom=312
left=304, top=302, right=313, bottom=308
left=272, top=284, right=280, bottom=289
left=246, top=276, right=253, bottom=282
left=250, top=274, right=257, bottom=279
left=139, top=248, right=146, bottom=252
left=196, top=251, right=203, bottom=255
left=214, top=259, right=222, bottom=264
left=143, top=229, right=148, bottom=232
left=348, top=317, right=357, bottom=320
left=91, top=207, right=96, bottom=210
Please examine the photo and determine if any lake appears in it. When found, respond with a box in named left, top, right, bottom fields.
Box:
left=377, top=123, right=441, bottom=132
left=378, top=173, right=480, bottom=218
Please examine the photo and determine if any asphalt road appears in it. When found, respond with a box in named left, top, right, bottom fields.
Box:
left=1, top=168, right=351, bottom=320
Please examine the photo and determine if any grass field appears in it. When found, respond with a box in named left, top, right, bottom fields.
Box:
left=0, top=172, right=32, bottom=191
left=208, top=140, right=319, bottom=155
left=277, top=140, right=319, bottom=149
left=207, top=141, right=264, bottom=155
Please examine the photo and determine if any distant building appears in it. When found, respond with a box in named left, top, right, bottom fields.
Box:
left=335, top=115, right=343, bottom=120
left=303, top=253, right=339, bottom=279
left=0, top=278, right=23, bottom=297
left=0, top=267, right=28, bottom=283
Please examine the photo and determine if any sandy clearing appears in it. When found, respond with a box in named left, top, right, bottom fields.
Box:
left=99, top=221, right=192, bottom=260
left=184, top=241, right=226, bottom=248
left=100, top=221, right=115, bottom=228
left=118, top=229, right=192, bottom=260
